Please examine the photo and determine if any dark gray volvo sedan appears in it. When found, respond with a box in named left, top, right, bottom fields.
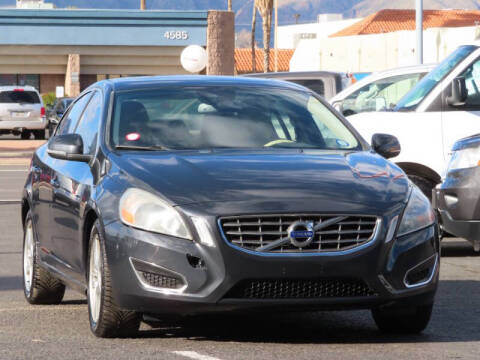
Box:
left=21, top=76, right=440, bottom=337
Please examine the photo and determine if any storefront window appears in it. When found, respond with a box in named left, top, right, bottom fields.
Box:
left=0, top=74, right=40, bottom=90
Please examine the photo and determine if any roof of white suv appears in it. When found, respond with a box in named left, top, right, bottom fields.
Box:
left=330, top=63, right=437, bottom=104
left=0, top=85, right=38, bottom=92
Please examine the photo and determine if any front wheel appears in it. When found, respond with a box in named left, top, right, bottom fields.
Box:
left=87, top=220, right=140, bottom=338
left=372, top=304, right=433, bottom=334
left=33, top=129, right=45, bottom=140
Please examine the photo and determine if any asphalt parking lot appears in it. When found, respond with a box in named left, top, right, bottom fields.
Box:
left=1, top=162, right=480, bottom=360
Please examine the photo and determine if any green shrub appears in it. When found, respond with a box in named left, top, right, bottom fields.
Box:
left=42, top=92, right=56, bottom=107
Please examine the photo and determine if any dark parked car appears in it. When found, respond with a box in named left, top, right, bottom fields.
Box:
left=434, top=134, right=480, bottom=252
left=47, top=97, right=74, bottom=135
left=22, top=76, right=440, bottom=338
left=244, top=71, right=353, bottom=100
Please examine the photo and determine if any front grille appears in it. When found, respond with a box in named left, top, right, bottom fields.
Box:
left=219, top=214, right=378, bottom=253
left=139, top=270, right=183, bottom=290
left=224, top=278, right=376, bottom=299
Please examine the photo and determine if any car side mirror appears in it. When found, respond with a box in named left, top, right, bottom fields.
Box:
left=332, top=101, right=343, bottom=114
left=47, top=134, right=92, bottom=162
left=371, top=133, right=401, bottom=159
left=446, top=77, right=467, bottom=107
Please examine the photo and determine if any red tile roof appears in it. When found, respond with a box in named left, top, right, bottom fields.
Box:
left=330, top=9, right=480, bottom=37
left=235, top=48, right=294, bottom=74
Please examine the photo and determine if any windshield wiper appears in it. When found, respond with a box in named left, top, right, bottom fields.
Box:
left=115, top=144, right=171, bottom=151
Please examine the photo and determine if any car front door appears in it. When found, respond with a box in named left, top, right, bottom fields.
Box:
left=39, top=92, right=92, bottom=277
left=441, top=58, right=480, bottom=161
left=49, top=91, right=102, bottom=283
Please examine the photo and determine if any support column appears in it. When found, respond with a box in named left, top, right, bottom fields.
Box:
left=207, top=10, right=235, bottom=75
left=65, top=54, right=80, bottom=97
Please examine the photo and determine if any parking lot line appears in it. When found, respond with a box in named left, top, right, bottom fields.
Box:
left=172, top=351, right=223, bottom=360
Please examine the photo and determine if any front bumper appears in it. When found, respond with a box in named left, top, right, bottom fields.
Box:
left=103, top=211, right=440, bottom=315
left=433, top=166, right=480, bottom=243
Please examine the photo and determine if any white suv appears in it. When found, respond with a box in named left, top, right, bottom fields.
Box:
left=0, top=86, right=47, bottom=139
left=346, top=44, right=480, bottom=198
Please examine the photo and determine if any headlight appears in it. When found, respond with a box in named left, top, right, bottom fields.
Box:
left=119, top=188, right=192, bottom=239
left=397, top=186, right=435, bottom=237
left=447, top=146, right=480, bottom=172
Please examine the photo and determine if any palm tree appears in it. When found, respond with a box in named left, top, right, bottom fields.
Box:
left=251, top=0, right=257, bottom=73
left=256, top=0, right=273, bottom=73
left=140, top=0, right=146, bottom=10
left=228, top=0, right=232, bottom=11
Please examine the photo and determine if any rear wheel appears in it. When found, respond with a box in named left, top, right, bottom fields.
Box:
left=87, top=220, right=140, bottom=338
left=372, top=304, right=433, bottom=334
left=407, top=174, right=435, bottom=201
left=23, top=210, right=65, bottom=304
left=33, top=129, right=45, bottom=140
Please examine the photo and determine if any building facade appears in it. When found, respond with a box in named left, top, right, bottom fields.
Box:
left=0, top=9, right=234, bottom=96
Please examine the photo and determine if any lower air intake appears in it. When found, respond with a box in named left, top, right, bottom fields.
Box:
left=224, top=278, right=376, bottom=299
left=139, top=270, right=183, bottom=290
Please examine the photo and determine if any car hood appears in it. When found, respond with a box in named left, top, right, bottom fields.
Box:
left=109, top=149, right=409, bottom=214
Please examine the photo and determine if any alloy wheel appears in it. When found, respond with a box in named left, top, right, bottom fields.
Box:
left=23, top=220, right=34, bottom=296
left=88, top=233, right=102, bottom=325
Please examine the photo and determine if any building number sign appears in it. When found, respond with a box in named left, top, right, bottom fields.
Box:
left=164, top=31, right=189, bottom=40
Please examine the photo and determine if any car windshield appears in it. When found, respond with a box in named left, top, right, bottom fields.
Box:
left=395, top=45, right=476, bottom=111
left=0, top=90, right=40, bottom=104
left=110, top=85, right=360, bottom=151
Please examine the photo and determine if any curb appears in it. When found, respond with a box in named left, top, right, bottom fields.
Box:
left=0, top=152, right=33, bottom=158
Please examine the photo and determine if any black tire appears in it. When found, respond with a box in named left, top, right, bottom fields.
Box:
left=22, top=210, right=65, bottom=305
left=407, top=174, right=434, bottom=201
left=33, top=129, right=46, bottom=140
left=372, top=304, right=433, bottom=334
left=20, top=131, right=31, bottom=140
left=87, top=219, right=140, bottom=338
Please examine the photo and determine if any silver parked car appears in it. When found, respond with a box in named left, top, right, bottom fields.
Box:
left=0, top=86, right=47, bottom=139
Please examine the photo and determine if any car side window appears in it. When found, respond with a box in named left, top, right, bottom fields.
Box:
left=55, top=93, right=92, bottom=136
left=74, top=91, right=102, bottom=155
left=290, top=79, right=325, bottom=96
left=55, top=100, right=64, bottom=113
left=343, top=73, right=423, bottom=114
left=460, top=59, right=480, bottom=107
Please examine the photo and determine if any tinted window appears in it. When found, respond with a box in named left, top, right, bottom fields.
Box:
left=290, top=79, right=325, bottom=96
left=111, top=86, right=359, bottom=151
left=459, top=59, right=480, bottom=107
left=55, top=93, right=92, bottom=136
left=75, top=92, right=102, bottom=155
left=0, top=90, right=40, bottom=104
left=395, top=45, right=476, bottom=111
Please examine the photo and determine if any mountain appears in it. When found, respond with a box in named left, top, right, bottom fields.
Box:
left=3, top=0, right=480, bottom=24
left=2, top=0, right=480, bottom=46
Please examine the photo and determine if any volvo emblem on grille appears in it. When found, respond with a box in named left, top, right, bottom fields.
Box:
left=288, top=221, right=315, bottom=248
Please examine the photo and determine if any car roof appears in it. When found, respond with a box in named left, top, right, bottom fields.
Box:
left=0, top=85, right=38, bottom=92
left=94, top=75, right=310, bottom=93
left=331, top=63, right=437, bottom=103
left=244, top=71, right=347, bottom=79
